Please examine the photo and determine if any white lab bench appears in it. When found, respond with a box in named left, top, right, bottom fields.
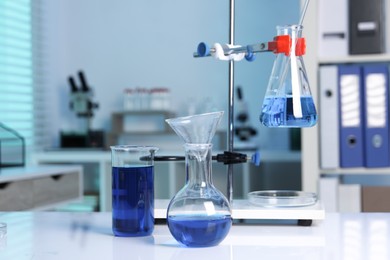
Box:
left=0, top=211, right=388, bottom=259
left=31, top=150, right=301, bottom=212
left=0, top=165, right=83, bottom=210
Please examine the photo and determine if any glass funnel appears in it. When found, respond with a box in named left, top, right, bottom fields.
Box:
left=260, top=24, right=317, bottom=128
left=165, top=111, right=224, bottom=144
left=165, top=112, right=232, bottom=247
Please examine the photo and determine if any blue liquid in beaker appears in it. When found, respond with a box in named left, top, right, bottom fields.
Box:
left=112, top=166, right=154, bottom=237
left=260, top=95, right=317, bottom=127
left=167, top=215, right=232, bottom=247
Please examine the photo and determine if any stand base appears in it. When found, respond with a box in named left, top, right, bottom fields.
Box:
left=155, top=199, right=325, bottom=226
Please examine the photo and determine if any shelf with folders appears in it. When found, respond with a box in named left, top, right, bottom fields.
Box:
left=300, top=0, right=390, bottom=194
left=318, top=62, right=390, bottom=174
left=317, top=0, right=389, bottom=64
left=318, top=54, right=390, bottom=65
left=319, top=168, right=390, bottom=175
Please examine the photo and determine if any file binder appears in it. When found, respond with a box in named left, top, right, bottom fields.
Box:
left=319, top=66, right=339, bottom=169
left=338, top=65, right=364, bottom=167
left=349, top=0, right=385, bottom=54
left=318, top=0, right=348, bottom=57
left=362, top=64, right=389, bottom=167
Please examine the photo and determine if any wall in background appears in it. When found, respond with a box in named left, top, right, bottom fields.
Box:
left=43, top=0, right=299, bottom=150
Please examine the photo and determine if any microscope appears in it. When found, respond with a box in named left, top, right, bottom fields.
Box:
left=60, top=71, right=104, bottom=149
left=234, top=86, right=257, bottom=151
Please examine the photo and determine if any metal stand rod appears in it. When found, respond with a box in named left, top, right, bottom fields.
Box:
left=227, top=0, right=235, bottom=203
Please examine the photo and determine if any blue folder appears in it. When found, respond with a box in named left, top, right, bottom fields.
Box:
left=362, top=64, right=389, bottom=167
left=338, top=65, right=365, bottom=167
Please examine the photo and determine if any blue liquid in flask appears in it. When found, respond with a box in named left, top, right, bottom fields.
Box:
left=112, top=166, right=154, bottom=237
left=167, top=215, right=232, bottom=247
left=260, top=95, right=317, bottom=127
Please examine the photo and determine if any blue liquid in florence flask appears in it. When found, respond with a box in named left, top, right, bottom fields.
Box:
left=165, top=112, right=232, bottom=247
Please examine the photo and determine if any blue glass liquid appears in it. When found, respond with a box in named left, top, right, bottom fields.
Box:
left=112, top=166, right=154, bottom=237
left=260, top=96, right=317, bottom=127
left=167, top=215, right=232, bottom=247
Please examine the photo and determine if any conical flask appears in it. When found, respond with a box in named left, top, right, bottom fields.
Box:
left=165, top=111, right=232, bottom=247
left=260, top=24, right=317, bottom=128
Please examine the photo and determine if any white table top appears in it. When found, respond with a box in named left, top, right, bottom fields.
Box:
left=0, top=212, right=389, bottom=259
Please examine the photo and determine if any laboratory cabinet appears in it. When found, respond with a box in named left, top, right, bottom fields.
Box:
left=0, top=165, right=83, bottom=211
left=301, top=0, right=390, bottom=212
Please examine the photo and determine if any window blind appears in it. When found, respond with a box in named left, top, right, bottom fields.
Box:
left=0, top=0, right=48, bottom=158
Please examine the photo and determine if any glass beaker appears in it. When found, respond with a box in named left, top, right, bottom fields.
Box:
left=110, top=145, right=158, bottom=237
left=165, top=112, right=232, bottom=247
left=260, top=24, right=317, bottom=128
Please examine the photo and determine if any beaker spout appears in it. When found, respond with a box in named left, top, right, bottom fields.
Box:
left=166, top=111, right=224, bottom=144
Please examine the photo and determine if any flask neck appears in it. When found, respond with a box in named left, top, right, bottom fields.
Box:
left=184, top=143, right=213, bottom=187
left=276, top=24, right=303, bottom=38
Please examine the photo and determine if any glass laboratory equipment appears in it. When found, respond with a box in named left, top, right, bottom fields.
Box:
left=260, top=24, right=317, bottom=128
left=110, top=145, right=158, bottom=237
left=165, top=112, right=232, bottom=247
